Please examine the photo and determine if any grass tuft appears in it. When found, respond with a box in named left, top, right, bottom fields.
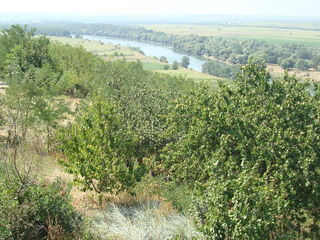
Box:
left=93, top=202, right=203, bottom=240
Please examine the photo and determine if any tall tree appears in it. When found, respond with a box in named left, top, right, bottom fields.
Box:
left=172, top=60, right=179, bottom=70
left=181, top=56, right=190, bottom=68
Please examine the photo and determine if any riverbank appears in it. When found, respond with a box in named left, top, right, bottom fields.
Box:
left=48, top=36, right=223, bottom=85
left=82, top=35, right=207, bottom=72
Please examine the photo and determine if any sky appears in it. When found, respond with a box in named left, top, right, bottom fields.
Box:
left=0, top=0, right=319, bottom=17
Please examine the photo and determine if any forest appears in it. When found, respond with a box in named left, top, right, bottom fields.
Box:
left=1, top=25, right=320, bottom=240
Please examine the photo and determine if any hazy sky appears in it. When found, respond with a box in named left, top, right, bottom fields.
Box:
left=0, top=0, right=319, bottom=17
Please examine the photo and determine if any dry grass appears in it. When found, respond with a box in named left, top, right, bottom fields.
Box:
left=267, top=64, right=320, bottom=82
left=92, top=203, right=203, bottom=240
left=46, top=217, right=68, bottom=240
left=68, top=187, right=177, bottom=218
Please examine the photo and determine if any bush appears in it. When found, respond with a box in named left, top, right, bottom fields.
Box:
left=202, top=60, right=239, bottom=78
left=181, top=56, right=190, bottom=68
left=133, top=175, right=194, bottom=214
left=58, top=99, right=146, bottom=193
left=0, top=178, right=82, bottom=240
left=162, top=63, right=320, bottom=239
left=172, top=61, right=179, bottom=70
left=294, top=58, right=311, bottom=70
left=280, top=58, right=295, bottom=69
left=160, top=56, right=168, bottom=63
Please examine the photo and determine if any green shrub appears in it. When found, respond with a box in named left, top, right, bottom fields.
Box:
left=0, top=177, right=82, bottom=240
left=162, top=63, right=320, bottom=239
left=58, top=99, right=147, bottom=193
left=172, top=61, right=179, bottom=70
left=133, top=175, right=193, bottom=213
left=12, top=181, right=82, bottom=239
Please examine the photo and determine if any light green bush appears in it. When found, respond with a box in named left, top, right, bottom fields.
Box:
left=58, top=99, right=147, bottom=193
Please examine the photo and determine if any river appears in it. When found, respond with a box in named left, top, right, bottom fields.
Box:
left=83, top=35, right=206, bottom=72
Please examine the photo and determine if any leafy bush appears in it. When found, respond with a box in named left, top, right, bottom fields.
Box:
left=172, top=61, right=179, bottom=70
left=58, top=99, right=147, bottom=193
left=162, top=63, right=320, bottom=239
left=133, top=175, right=194, bottom=214
left=0, top=177, right=82, bottom=240
left=202, top=60, right=239, bottom=79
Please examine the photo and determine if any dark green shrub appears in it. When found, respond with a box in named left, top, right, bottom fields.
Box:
left=0, top=178, right=82, bottom=240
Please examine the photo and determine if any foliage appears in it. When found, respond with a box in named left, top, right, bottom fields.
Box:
left=128, top=46, right=144, bottom=55
left=161, top=63, right=320, bottom=239
left=160, top=56, right=168, bottom=63
left=0, top=25, right=34, bottom=72
left=294, top=58, right=311, bottom=71
left=90, top=59, right=193, bottom=159
left=0, top=168, right=16, bottom=239
left=34, top=96, right=69, bottom=151
left=133, top=175, right=194, bottom=213
left=3, top=37, right=56, bottom=76
left=172, top=60, right=179, bottom=70
left=202, top=60, right=240, bottom=79
left=49, top=42, right=100, bottom=97
left=0, top=174, right=82, bottom=240
left=34, top=25, right=72, bottom=37
left=58, top=99, right=146, bottom=193
left=181, top=56, right=190, bottom=68
left=280, top=57, right=295, bottom=69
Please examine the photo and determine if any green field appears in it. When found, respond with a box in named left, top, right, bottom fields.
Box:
left=155, top=68, right=229, bottom=87
left=141, top=62, right=223, bottom=85
left=142, top=24, right=320, bottom=46
left=142, top=61, right=167, bottom=70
